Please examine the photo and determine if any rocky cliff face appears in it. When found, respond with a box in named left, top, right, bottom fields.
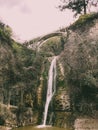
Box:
left=0, top=13, right=98, bottom=130
left=60, top=13, right=98, bottom=115
left=58, top=13, right=98, bottom=129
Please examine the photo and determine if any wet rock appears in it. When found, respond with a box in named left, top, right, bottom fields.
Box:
left=54, top=89, right=70, bottom=111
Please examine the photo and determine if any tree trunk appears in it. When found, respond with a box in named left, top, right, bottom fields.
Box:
left=8, top=90, right=11, bottom=106
left=83, top=0, right=86, bottom=14
left=0, top=91, right=4, bottom=103
left=21, top=89, right=24, bottom=104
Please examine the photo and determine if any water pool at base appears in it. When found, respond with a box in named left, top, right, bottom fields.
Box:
left=13, top=126, right=70, bottom=130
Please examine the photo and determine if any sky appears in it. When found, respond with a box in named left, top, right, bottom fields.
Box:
left=0, top=0, right=75, bottom=41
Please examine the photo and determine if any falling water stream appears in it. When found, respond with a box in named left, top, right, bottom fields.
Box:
left=43, top=56, right=57, bottom=126
left=12, top=56, right=70, bottom=130
left=37, top=56, right=57, bottom=128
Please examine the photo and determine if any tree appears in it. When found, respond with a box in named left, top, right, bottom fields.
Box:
left=59, top=0, right=98, bottom=16
left=0, top=114, right=5, bottom=125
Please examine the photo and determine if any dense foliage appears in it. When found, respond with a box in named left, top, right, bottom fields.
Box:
left=60, top=13, right=98, bottom=116
left=69, top=13, right=98, bottom=30
left=0, top=12, right=98, bottom=128
left=0, top=21, right=13, bottom=44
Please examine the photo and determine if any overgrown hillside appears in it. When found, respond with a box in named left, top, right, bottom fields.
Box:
left=0, top=13, right=98, bottom=129
left=0, top=21, right=66, bottom=127
left=0, top=23, right=37, bottom=105
left=60, top=13, right=98, bottom=117
left=0, top=21, right=44, bottom=126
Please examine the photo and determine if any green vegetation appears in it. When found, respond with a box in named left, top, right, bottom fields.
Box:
left=40, top=36, right=66, bottom=55
left=0, top=21, right=12, bottom=44
left=0, top=11, right=98, bottom=128
left=24, top=36, right=40, bottom=46
left=59, top=0, right=98, bottom=15
left=12, top=42, right=36, bottom=67
left=0, top=114, right=5, bottom=125
left=24, top=93, right=33, bottom=107
left=61, top=15, right=98, bottom=117
left=40, top=32, right=62, bottom=41
left=67, top=70, right=98, bottom=115
left=69, top=13, right=98, bottom=30
left=0, top=21, right=40, bottom=108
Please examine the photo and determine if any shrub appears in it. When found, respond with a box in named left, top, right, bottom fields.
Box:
left=0, top=114, right=5, bottom=125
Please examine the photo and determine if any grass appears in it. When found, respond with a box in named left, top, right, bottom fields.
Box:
left=69, top=12, right=98, bottom=30
left=40, top=36, right=64, bottom=55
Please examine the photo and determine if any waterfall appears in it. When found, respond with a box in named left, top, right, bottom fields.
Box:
left=42, top=56, right=57, bottom=126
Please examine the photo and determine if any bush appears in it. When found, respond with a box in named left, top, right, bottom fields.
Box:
left=0, top=115, right=5, bottom=125
left=69, top=13, right=98, bottom=30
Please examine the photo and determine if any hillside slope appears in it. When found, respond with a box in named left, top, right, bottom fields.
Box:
left=60, top=13, right=98, bottom=116
left=0, top=13, right=98, bottom=129
left=0, top=22, right=42, bottom=126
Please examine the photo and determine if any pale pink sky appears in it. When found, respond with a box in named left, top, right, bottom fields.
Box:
left=0, top=0, right=75, bottom=41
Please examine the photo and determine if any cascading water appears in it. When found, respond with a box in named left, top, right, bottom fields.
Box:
left=43, top=56, right=57, bottom=126
left=37, top=56, right=57, bottom=128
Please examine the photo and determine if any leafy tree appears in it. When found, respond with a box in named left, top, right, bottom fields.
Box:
left=0, top=21, right=13, bottom=43
left=16, top=103, right=26, bottom=126
left=58, top=0, right=98, bottom=16
left=24, top=93, right=33, bottom=107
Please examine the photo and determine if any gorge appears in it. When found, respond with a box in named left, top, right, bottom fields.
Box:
left=0, top=13, right=98, bottom=130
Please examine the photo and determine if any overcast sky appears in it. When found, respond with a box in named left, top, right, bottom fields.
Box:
left=0, top=0, right=75, bottom=41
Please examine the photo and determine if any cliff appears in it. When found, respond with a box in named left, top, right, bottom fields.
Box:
left=0, top=21, right=40, bottom=127
left=60, top=13, right=98, bottom=115
left=0, top=13, right=98, bottom=129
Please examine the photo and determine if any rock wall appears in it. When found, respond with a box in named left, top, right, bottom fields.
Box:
left=74, top=118, right=98, bottom=130
left=59, top=14, right=98, bottom=129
